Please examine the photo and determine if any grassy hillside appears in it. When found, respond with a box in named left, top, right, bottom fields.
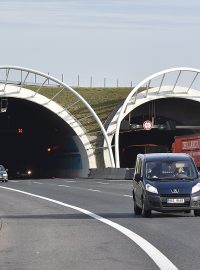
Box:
left=27, top=86, right=133, bottom=133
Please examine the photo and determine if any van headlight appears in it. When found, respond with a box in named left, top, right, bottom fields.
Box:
left=3, top=173, right=7, bottom=177
left=192, top=183, right=200, bottom=194
left=146, top=183, right=158, bottom=194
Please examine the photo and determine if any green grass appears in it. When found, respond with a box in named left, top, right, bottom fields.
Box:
left=26, top=86, right=133, bottom=133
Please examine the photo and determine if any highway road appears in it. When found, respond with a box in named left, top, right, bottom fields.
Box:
left=0, top=178, right=200, bottom=270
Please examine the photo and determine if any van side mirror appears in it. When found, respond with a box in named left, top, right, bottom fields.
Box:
left=134, top=173, right=141, bottom=182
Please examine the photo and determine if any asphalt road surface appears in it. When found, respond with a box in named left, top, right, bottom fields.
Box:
left=0, top=178, right=200, bottom=270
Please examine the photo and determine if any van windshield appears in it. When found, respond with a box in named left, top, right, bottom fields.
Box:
left=145, top=160, right=198, bottom=180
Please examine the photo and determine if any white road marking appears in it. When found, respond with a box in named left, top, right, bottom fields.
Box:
left=33, top=182, right=43, bottom=185
left=64, top=180, right=75, bottom=183
left=96, top=182, right=109, bottom=185
left=10, top=180, right=20, bottom=183
left=87, top=189, right=101, bottom=192
left=123, top=195, right=132, bottom=198
left=103, top=180, right=131, bottom=182
left=58, top=185, right=71, bottom=188
left=0, top=186, right=178, bottom=270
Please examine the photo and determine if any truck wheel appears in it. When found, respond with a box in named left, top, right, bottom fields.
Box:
left=142, top=199, right=151, bottom=218
left=194, top=210, right=200, bottom=216
left=133, top=199, right=142, bottom=215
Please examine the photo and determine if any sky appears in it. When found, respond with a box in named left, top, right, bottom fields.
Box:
left=0, top=0, right=200, bottom=87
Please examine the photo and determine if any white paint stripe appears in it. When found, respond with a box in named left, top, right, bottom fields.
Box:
left=58, top=185, right=71, bottom=188
left=33, top=182, right=43, bottom=185
left=10, top=180, right=20, bottom=183
left=64, top=180, right=75, bottom=183
left=0, top=186, right=178, bottom=270
left=102, top=180, right=131, bottom=182
left=87, top=189, right=101, bottom=192
left=96, top=182, right=109, bottom=185
left=123, top=195, right=132, bottom=198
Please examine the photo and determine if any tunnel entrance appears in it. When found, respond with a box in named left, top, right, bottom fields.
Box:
left=0, top=98, right=86, bottom=179
left=114, top=98, right=200, bottom=168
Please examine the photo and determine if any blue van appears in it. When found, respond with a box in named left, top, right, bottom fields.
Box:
left=132, top=153, right=200, bottom=217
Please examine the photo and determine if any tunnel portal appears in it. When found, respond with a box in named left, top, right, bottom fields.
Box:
left=115, top=98, right=200, bottom=168
left=0, top=98, right=85, bottom=179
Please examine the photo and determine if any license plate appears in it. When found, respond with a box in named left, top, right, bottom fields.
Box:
left=167, top=198, right=185, bottom=204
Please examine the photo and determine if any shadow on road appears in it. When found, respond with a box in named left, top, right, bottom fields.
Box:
left=0, top=212, right=135, bottom=219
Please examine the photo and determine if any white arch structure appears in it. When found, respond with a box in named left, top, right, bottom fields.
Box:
left=0, top=66, right=115, bottom=171
left=113, top=67, right=200, bottom=168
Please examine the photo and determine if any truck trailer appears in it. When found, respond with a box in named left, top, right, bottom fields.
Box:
left=172, top=134, right=200, bottom=168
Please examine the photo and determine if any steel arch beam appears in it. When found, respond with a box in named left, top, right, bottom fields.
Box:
left=0, top=65, right=115, bottom=168
left=114, top=67, right=200, bottom=168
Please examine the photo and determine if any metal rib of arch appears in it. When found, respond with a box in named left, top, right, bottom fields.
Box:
left=0, top=66, right=115, bottom=167
left=114, top=67, right=200, bottom=168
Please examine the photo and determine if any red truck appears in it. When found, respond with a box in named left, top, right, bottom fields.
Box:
left=172, top=134, right=200, bottom=168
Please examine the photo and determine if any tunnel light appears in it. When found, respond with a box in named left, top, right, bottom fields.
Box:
left=0, top=98, right=8, bottom=113
left=158, top=124, right=166, bottom=130
left=47, top=147, right=52, bottom=152
left=130, top=124, right=141, bottom=129
left=17, top=128, right=23, bottom=134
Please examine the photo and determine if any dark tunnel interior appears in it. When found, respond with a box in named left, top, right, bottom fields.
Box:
left=0, top=97, right=81, bottom=179
left=114, top=98, right=200, bottom=168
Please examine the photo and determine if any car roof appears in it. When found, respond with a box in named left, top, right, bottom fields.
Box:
left=137, top=153, right=192, bottom=161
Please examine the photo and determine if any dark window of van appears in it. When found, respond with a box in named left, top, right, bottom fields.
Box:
left=145, top=160, right=197, bottom=180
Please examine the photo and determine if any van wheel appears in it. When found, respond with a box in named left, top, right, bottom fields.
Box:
left=133, top=198, right=142, bottom=215
left=194, top=210, right=200, bottom=216
left=142, top=199, right=151, bottom=218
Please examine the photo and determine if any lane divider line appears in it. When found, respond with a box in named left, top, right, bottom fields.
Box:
left=58, top=185, right=71, bottom=188
left=0, top=186, right=178, bottom=270
left=87, top=189, right=101, bottom=192
left=96, top=182, right=109, bottom=185
left=33, top=182, right=43, bottom=185
left=123, top=195, right=132, bottom=198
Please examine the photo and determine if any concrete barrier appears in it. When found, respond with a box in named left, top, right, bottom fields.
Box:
left=88, top=168, right=134, bottom=180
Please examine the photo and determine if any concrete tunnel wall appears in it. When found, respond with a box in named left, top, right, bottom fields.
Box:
left=103, top=85, right=200, bottom=168
left=0, top=84, right=97, bottom=178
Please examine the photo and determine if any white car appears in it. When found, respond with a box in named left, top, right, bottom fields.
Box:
left=0, top=165, right=8, bottom=182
